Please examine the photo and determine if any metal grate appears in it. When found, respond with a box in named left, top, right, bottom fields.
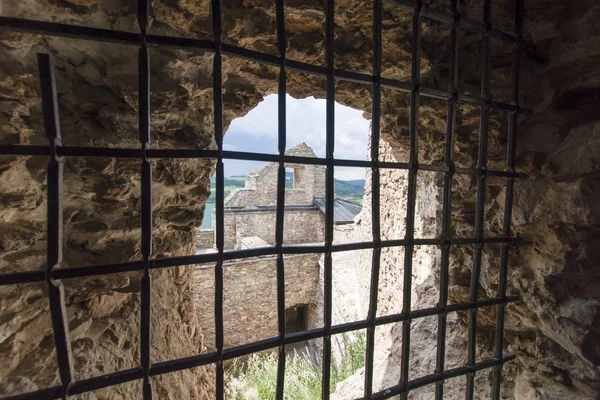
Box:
left=0, top=0, right=524, bottom=398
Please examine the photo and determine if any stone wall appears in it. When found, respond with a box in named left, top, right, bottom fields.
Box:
left=196, top=229, right=215, bottom=250
left=334, top=1, right=600, bottom=398
left=194, top=253, right=321, bottom=349
left=0, top=8, right=218, bottom=396
left=224, top=143, right=326, bottom=207
left=218, top=207, right=325, bottom=250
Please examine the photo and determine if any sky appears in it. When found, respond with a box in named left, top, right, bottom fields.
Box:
left=223, top=94, right=371, bottom=181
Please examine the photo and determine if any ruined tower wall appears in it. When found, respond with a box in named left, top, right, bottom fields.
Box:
left=194, top=253, right=321, bottom=349
left=218, top=208, right=325, bottom=250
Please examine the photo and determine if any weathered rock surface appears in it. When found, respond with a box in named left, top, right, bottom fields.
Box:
left=1, top=0, right=599, bottom=399
left=334, top=1, right=600, bottom=399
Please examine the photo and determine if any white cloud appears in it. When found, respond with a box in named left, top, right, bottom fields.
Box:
left=224, top=94, right=370, bottom=180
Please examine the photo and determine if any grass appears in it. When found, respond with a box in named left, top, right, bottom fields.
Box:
left=225, top=332, right=366, bottom=400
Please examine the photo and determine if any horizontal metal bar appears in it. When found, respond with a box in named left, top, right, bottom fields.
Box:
left=0, top=145, right=522, bottom=179
left=146, top=149, right=219, bottom=159
left=286, top=59, right=327, bottom=77
left=0, top=270, right=46, bottom=285
left=334, top=68, right=375, bottom=85
left=0, top=145, right=50, bottom=156
left=0, top=17, right=141, bottom=45
left=0, top=368, right=145, bottom=400
left=0, top=7, right=519, bottom=51
left=149, top=352, right=219, bottom=377
left=68, top=367, right=144, bottom=396
left=368, top=354, right=517, bottom=400
left=143, top=296, right=520, bottom=377
left=381, top=77, right=414, bottom=92
left=221, top=43, right=280, bottom=67
left=224, top=337, right=281, bottom=359
left=331, top=319, right=371, bottom=335
left=0, top=18, right=522, bottom=108
left=0, top=237, right=518, bottom=286
left=376, top=295, right=520, bottom=326
left=146, top=34, right=215, bottom=51
left=59, top=146, right=141, bottom=158
left=420, top=86, right=453, bottom=101
left=54, top=260, right=144, bottom=280
left=383, top=0, right=518, bottom=44
left=0, top=386, right=62, bottom=400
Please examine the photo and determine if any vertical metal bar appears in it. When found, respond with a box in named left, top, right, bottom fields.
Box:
left=212, top=0, right=225, bottom=398
left=321, top=0, right=335, bottom=397
left=492, top=1, right=523, bottom=398
left=38, top=52, right=74, bottom=400
left=364, top=0, right=382, bottom=397
left=435, top=1, right=460, bottom=399
left=137, top=0, right=152, bottom=397
left=399, top=2, right=422, bottom=399
left=275, top=0, right=287, bottom=398
left=466, top=0, right=492, bottom=398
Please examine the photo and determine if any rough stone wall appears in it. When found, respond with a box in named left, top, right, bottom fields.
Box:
left=194, top=253, right=321, bottom=349
left=0, top=10, right=217, bottom=399
left=196, top=229, right=215, bottom=250
left=334, top=1, right=600, bottom=399
left=220, top=208, right=325, bottom=250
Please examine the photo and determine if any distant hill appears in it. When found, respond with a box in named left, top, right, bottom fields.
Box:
left=334, top=179, right=365, bottom=205
left=343, top=179, right=366, bottom=188
left=206, top=174, right=365, bottom=205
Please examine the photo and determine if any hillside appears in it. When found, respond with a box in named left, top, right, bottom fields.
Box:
left=206, top=174, right=365, bottom=205
left=334, top=179, right=365, bottom=205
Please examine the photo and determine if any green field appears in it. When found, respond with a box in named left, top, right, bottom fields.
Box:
left=334, top=179, right=365, bottom=205
left=206, top=176, right=245, bottom=205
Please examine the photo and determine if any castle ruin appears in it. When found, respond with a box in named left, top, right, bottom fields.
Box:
left=194, top=143, right=362, bottom=350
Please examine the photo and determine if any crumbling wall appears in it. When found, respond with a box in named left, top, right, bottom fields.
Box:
left=194, top=253, right=321, bottom=350
left=196, top=229, right=215, bottom=250
left=225, top=143, right=326, bottom=207
left=221, top=208, right=325, bottom=250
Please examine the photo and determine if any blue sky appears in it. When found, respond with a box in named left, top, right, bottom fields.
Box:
left=223, top=94, right=370, bottom=180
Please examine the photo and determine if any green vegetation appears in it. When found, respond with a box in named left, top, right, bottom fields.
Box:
left=205, top=174, right=365, bottom=206
left=334, top=179, right=365, bottom=205
left=206, top=176, right=245, bottom=204
left=225, top=332, right=366, bottom=400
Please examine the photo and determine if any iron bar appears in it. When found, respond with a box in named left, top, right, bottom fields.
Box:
left=399, top=2, right=422, bottom=398
left=0, top=237, right=518, bottom=287
left=434, top=0, right=460, bottom=397
left=0, top=17, right=523, bottom=106
left=0, top=293, right=519, bottom=400
left=492, top=0, right=524, bottom=398
left=0, top=0, right=525, bottom=397
left=137, top=0, right=152, bottom=397
left=466, top=0, right=493, bottom=397
left=212, top=0, right=225, bottom=396
left=38, top=52, right=75, bottom=400
left=365, top=0, right=383, bottom=396
left=0, top=144, right=521, bottom=178
left=321, top=0, right=335, bottom=397
left=275, top=0, right=287, bottom=397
